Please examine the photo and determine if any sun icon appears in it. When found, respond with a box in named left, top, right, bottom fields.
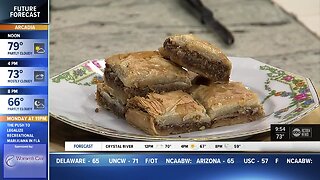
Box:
left=190, top=144, right=195, bottom=149
left=35, top=46, right=40, bottom=51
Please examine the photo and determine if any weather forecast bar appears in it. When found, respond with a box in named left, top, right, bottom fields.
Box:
left=65, top=141, right=320, bottom=152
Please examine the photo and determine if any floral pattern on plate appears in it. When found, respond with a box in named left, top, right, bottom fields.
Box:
left=260, top=65, right=315, bottom=121
left=51, top=59, right=104, bottom=86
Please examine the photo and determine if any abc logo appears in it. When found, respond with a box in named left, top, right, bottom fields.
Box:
left=292, top=128, right=301, bottom=137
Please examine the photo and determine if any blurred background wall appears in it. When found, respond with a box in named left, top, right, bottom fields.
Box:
left=49, top=0, right=320, bottom=86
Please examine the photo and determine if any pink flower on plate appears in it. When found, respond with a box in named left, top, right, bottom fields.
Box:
left=92, top=59, right=102, bottom=68
left=83, top=63, right=91, bottom=70
left=283, top=75, right=294, bottom=82
left=294, top=93, right=307, bottom=101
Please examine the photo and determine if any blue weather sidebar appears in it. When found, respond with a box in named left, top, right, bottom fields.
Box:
left=0, top=26, right=48, bottom=179
left=0, top=0, right=49, bottom=179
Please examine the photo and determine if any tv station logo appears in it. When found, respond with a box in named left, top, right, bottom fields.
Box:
left=291, top=127, right=312, bottom=138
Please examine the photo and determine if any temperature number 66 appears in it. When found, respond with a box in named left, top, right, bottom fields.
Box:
left=8, top=98, right=23, bottom=106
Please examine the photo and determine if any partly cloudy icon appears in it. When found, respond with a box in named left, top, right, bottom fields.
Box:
left=35, top=46, right=45, bottom=53
left=34, top=99, right=45, bottom=109
left=34, top=43, right=46, bottom=54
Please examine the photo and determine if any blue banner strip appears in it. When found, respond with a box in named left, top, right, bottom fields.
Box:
left=50, top=153, right=320, bottom=180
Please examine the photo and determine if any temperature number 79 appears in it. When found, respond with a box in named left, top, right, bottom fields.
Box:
left=8, top=42, right=22, bottom=50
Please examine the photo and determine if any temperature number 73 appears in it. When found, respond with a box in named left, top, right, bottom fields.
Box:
left=8, top=70, right=23, bottom=78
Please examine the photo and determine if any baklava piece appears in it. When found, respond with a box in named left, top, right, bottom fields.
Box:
left=126, top=91, right=210, bottom=136
left=104, top=51, right=191, bottom=98
left=191, top=82, right=265, bottom=128
left=96, top=82, right=128, bottom=118
left=161, top=34, right=232, bottom=82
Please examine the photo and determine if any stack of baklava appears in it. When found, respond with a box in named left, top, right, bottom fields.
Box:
left=96, top=34, right=265, bottom=136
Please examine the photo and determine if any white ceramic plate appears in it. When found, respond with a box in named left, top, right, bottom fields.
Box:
left=50, top=57, right=319, bottom=141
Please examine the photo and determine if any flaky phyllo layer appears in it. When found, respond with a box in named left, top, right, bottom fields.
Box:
left=125, top=83, right=264, bottom=135
left=104, top=51, right=191, bottom=98
left=161, top=34, right=232, bottom=81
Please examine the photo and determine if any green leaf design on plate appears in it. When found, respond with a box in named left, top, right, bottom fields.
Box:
left=260, top=65, right=315, bottom=121
left=51, top=61, right=102, bottom=86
